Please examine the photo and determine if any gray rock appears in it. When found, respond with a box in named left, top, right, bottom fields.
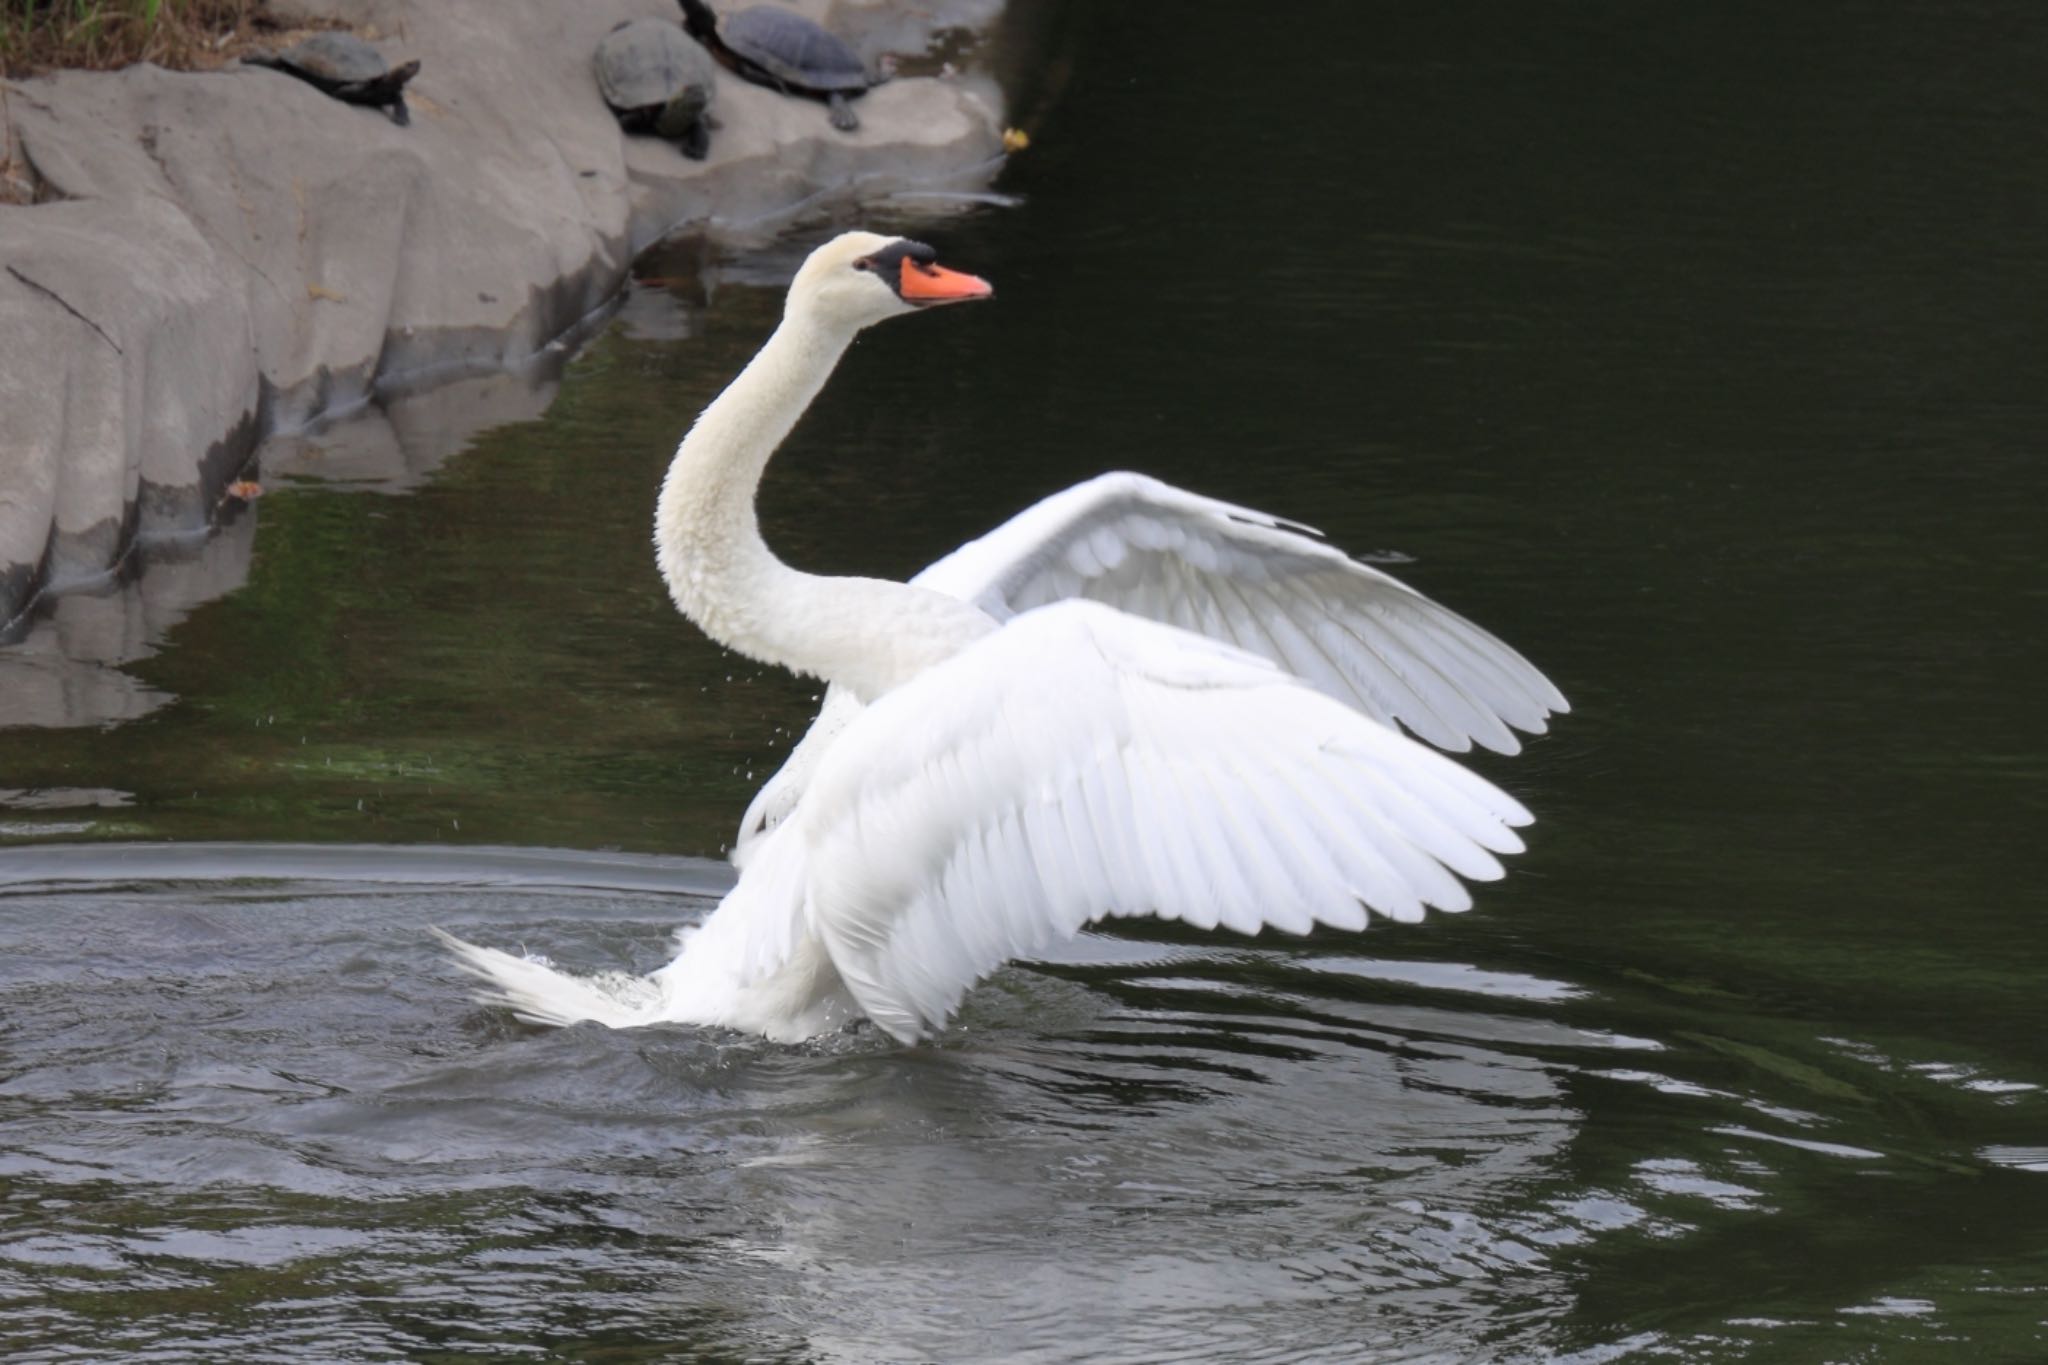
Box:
left=0, top=0, right=1006, bottom=635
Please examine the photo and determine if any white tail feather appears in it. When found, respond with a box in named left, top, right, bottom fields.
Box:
left=430, top=928, right=667, bottom=1029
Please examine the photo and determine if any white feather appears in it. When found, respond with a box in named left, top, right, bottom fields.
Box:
left=787, top=601, right=1535, bottom=1042
left=440, top=232, right=1567, bottom=1046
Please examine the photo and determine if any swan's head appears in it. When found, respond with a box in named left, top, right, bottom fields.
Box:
left=785, top=231, right=993, bottom=332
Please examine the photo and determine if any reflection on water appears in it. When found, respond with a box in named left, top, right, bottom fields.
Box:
left=0, top=359, right=570, bottom=733
left=259, top=366, right=570, bottom=498
left=0, top=516, right=251, bottom=730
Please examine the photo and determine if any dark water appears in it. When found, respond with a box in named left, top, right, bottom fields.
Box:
left=6, top=3, right=2048, bottom=1359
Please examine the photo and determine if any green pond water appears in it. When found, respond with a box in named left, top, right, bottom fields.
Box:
left=3, top=2, right=2046, bottom=1360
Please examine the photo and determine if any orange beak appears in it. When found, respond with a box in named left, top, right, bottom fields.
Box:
left=899, top=257, right=994, bottom=304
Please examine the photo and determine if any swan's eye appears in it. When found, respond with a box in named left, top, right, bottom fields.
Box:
left=852, top=257, right=875, bottom=273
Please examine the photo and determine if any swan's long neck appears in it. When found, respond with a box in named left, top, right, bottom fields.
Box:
left=654, top=310, right=991, bottom=699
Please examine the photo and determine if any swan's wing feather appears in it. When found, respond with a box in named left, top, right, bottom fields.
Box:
left=692, top=812, right=815, bottom=985
left=797, top=600, right=1534, bottom=1043
left=737, top=472, right=1565, bottom=857
left=913, top=470, right=1567, bottom=755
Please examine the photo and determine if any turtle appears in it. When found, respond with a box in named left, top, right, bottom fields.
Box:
left=245, top=33, right=419, bottom=127
left=594, top=18, right=720, bottom=160
left=676, top=0, right=879, bottom=132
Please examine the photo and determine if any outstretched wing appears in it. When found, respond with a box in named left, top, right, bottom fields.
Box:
left=791, top=600, right=1534, bottom=1043
left=913, top=470, right=1568, bottom=755
left=733, top=470, right=1567, bottom=864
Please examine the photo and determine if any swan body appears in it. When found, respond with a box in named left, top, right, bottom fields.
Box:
left=441, top=231, right=1568, bottom=1044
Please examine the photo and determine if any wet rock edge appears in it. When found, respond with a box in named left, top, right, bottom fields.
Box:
left=0, top=0, right=1005, bottom=637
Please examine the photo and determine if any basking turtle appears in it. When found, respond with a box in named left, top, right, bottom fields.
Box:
left=245, top=33, right=419, bottom=127
left=594, top=18, right=719, bottom=159
left=676, top=0, right=878, bottom=132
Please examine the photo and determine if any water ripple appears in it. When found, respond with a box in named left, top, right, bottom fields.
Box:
left=0, top=846, right=2038, bottom=1360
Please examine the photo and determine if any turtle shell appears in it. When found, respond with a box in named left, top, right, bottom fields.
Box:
left=273, top=32, right=392, bottom=84
left=595, top=18, right=717, bottom=113
left=722, top=7, right=868, bottom=93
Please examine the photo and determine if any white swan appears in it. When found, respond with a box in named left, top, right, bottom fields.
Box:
left=439, top=231, right=1568, bottom=1044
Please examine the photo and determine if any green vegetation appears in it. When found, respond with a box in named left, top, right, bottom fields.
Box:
left=0, top=0, right=256, bottom=78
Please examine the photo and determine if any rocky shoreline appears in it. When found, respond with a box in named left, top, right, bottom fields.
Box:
left=0, top=0, right=1005, bottom=641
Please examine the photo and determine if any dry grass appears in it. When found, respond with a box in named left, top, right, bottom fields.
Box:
left=1, top=0, right=270, bottom=79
